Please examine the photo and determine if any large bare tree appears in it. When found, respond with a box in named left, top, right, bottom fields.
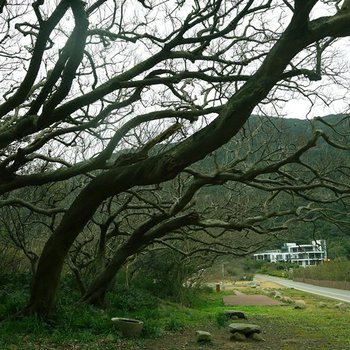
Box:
left=1, top=0, right=350, bottom=317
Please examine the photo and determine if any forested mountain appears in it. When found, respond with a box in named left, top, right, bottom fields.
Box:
left=201, top=114, right=350, bottom=259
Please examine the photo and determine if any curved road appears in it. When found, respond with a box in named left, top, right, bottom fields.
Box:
left=255, top=274, right=350, bottom=303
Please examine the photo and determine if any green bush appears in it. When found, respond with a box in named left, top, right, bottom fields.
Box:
left=129, top=249, right=205, bottom=305
left=164, top=317, right=185, bottom=331
left=238, top=273, right=254, bottom=281
left=216, top=313, right=229, bottom=327
left=0, top=273, right=32, bottom=317
left=108, top=284, right=159, bottom=312
left=293, top=260, right=350, bottom=281
left=257, top=261, right=295, bottom=278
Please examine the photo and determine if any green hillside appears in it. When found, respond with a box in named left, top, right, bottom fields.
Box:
left=195, top=115, right=350, bottom=259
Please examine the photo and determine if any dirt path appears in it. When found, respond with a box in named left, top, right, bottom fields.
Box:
left=223, top=290, right=284, bottom=306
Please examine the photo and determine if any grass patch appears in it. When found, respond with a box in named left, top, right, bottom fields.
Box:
left=0, top=276, right=350, bottom=349
left=229, top=287, right=350, bottom=349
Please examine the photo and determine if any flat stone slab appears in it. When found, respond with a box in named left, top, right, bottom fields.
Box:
left=229, top=323, right=261, bottom=335
left=223, top=293, right=284, bottom=306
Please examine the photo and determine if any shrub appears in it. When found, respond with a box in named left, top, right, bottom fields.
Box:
left=129, top=249, right=205, bottom=304
left=216, top=313, right=229, bottom=327
left=108, top=284, right=159, bottom=312
left=293, top=260, right=350, bottom=281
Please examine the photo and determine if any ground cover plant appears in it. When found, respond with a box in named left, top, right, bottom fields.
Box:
left=1, top=273, right=350, bottom=350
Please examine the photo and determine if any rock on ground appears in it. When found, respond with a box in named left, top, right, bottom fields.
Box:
left=230, top=332, right=247, bottom=341
left=282, top=296, right=293, bottom=304
left=335, top=302, right=348, bottom=311
left=229, top=323, right=261, bottom=335
left=196, top=330, right=212, bottom=343
left=294, top=300, right=306, bottom=309
left=247, top=281, right=261, bottom=288
left=273, top=291, right=283, bottom=299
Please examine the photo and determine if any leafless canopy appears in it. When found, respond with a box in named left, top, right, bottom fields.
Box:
left=0, top=0, right=350, bottom=316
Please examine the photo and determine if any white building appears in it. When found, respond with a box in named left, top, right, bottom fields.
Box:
left=253, top=240, right=327, bottom=267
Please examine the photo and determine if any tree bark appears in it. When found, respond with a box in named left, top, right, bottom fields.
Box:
left=26, top=178, right=112, bottom=317
left=80, top=245, right=133, bottom=308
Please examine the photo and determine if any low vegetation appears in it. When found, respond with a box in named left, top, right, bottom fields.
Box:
left=254, top=259, right=350, bottom=282
left=1, top=271, right=350, bottom=350
left=243, top=259, right=350, bottom=282
left=293, top=260, right=350, bottom=281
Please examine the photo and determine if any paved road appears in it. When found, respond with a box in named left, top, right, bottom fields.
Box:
left=255, top=274, right=350, bottom=303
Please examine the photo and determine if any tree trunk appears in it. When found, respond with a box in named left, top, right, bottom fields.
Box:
left=81, top=248, right=133, bottom=308
left=81, top=213, right=200, bottom=307
left=26, top=179, right=110, bottom=318
left=25, top=14, right=309, bottom=317
left=26, top=242, right=67, bottom=318
left=80, top=244, right=138, bottom=308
